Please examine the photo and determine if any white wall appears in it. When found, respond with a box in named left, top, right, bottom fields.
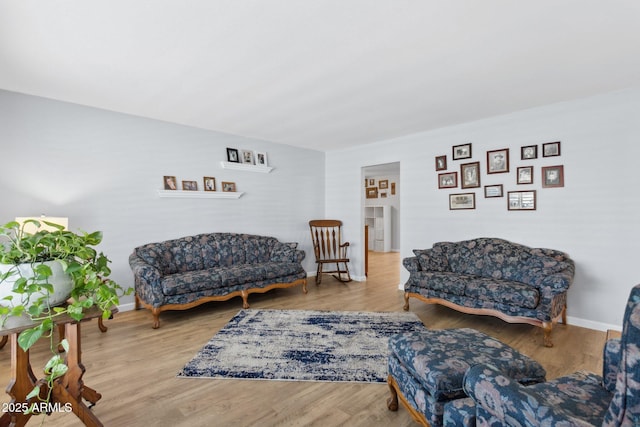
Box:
left=326, top=87, right=640, bottom=331
left=0, top=90, right=325, bottom=307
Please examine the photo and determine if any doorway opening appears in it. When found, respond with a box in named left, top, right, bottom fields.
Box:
left=362, top=162, right=400, bottom=286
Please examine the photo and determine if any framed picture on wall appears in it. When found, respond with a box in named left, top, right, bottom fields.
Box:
left=379, top=180, right=389, bottom=189
left=521, top=145, right=538, bottom=160
left=487, top=148, right=510, bottom=174
left=452, top=143, right=472, bottom=160
left=449, top=193, right=476, bottom=210
left=542, top=165, right=564, bottom=188
left=484, top=184, right=503, bottom=198
left=460, top=161, right=481, bottom=188
left=222, top=181, right=237, bottom=192
left=226, top=148, right=240, bottom=163
left=543, top=141, right=561, bottom=157
left=435, top=155, right=447, bottom=170
left=255, top=151, right=268, bottom=166
left=517, top=166, right=534, bottom=184
left=366, top=187, right=378, bottom=199
left=241, top=150, right=255, bottom=164
left=391, top=182, right=396, bottom=195
left=438, top=172, right=457, bottom=189
left=182, top=180, right=198, bottom=191
left=508, top=190, right=536, bottom=211
left=203, top=177, right=216, bottom=191
left=163, top=176, right=177, bottom=190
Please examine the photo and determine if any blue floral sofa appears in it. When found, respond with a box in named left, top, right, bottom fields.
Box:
left=403, top=238, right=575, bottom=346
left=129, top=233, right=307, bottom=328
left=443, top=283, right=640, bottom=426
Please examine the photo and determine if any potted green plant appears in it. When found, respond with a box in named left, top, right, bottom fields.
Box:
left=0, top=219, right=130, bottom=413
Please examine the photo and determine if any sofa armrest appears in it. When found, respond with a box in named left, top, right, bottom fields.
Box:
left=464, top=364, right=574, bottom=424
left=270, top=242, right=305, bottom=263
left=129, top=252, right=165, bottom=307
left=402, top=256, right=421, bottom=273
left=538, top=269, right=574, bottom=295
left=603, top=338, right=621, bottom=392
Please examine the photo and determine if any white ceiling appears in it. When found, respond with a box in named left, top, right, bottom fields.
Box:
left=1, top=1, right=639, bottom=152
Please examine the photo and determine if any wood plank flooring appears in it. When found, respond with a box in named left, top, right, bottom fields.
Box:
left=0, top=251, right=608, bottom=426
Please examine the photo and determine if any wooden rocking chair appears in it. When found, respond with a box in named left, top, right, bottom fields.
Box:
left=309, top=220, right=352, bottom=285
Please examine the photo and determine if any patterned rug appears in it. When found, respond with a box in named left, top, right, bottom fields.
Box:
left=177, top=309, right=424, bottom=383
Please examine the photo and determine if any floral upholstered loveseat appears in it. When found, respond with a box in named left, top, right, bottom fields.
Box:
left=443, top=283, right=640, bottom=426
left=403, top=238, right=575, bottom=346
left=129, top=233, right=307, bottom=328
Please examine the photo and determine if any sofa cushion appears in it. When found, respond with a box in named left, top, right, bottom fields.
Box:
left=219, top=265, right=268, bottom=286
left=446, top=240, right=486, bottom=276
left=244, top=235, right=276, bottom=264
left=413, top=248, right=450, bottom=272
left=464, top=277, right=539, bottom=309
left=135, top=237, right=206, bottom=275
left=262, top=262, right=304, bottom=280
left=160, top=269, right=223, bottom=296
left=408, top=271, right=467, bottom=296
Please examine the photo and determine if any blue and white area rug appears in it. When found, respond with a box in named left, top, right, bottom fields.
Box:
left=177, top=309, right=424, bottom=383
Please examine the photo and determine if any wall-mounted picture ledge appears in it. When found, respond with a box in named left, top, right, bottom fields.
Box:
left=157, top=190, right=244, bottom=199
left=220, top=161, right=273, bottom=173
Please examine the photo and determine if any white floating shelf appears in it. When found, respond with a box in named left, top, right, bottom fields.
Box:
left=157, top=190, right=244, bottom=199
left=220, top=161, right=273, bottom=173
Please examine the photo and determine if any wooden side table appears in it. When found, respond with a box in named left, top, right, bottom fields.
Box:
left=0, top=307, right=116, bottom=427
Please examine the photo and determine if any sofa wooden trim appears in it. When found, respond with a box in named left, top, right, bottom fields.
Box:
left=403, top=292, right=567, bottom=347
left=135, top=278, right=307, bottom=329
left=386, top=374, right=429, bottom=427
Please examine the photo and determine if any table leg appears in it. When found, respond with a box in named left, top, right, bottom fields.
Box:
left=0, top=334, right=37, bottom=427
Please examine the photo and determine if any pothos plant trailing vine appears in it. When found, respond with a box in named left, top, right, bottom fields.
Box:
left=0, top=219, right=131, bottom=415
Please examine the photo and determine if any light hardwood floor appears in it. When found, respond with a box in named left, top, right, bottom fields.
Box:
left=0, top=252, right=608, bottom=426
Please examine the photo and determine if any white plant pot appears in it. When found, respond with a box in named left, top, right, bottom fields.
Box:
left=0, top=260, right=73, bottom=307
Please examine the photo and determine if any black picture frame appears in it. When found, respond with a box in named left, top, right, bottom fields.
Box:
left=226, top=147, right=240, bottom=163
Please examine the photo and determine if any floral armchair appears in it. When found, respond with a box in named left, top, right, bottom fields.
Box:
left=453, top=284, right=640, bottom=426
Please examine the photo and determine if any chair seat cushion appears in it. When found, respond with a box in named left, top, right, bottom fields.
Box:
left=524, top=370, right=613, bottom=425
left=389, top=328, right=546, bottom=401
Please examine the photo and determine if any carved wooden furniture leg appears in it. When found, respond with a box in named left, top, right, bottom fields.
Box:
left=0, top=335, right=7, bottom=350
left=542, top=322, right=554, bottom=347
left=403, top=292, right=410, bottom=311
left=0, top=334, right=38, bottom=427
left=53, top=322, right=103, bottom=427
left=386, top=375, right=399, bottom=411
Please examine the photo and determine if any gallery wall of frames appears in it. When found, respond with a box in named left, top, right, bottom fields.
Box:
left=436, top=141, right=564, bottom=211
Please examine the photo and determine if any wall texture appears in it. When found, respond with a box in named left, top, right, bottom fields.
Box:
left=0, top=90, right=325, bottom=308
left=326, top=87, right=640, bottom=330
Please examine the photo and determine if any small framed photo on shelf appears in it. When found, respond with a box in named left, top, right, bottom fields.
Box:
left=203, top=177, right=216, bottom=191
left=508, top=190, right=537, bottom=211
left=366, top=187, right=378, bottom=199
left=449, top=193, right=476, bottom=210
left=435, top=155, right=447, bottom=171
left=542, top=165, right=564, bottom=188
left=226, top=148, right=240, bottom=163
left=182, top=180, right=198, bottom=191
left=487, top=148, right=509, bottom=174
left=438, top=172, right=458, bottom=189
left=255, top=151, right=268, bottom=166
left=517, top=166, right=534, bottom=184
left=460, top=161, right=481, bottom=189
left=452, top=143, right=472, bottom=160
left=163, top=176, right=177, bottom=190
left=521, top=145, right=538, bottom=160
left=542, top=141, right=561, bottom=157
left=484, top=184, right=503, bottom=198
left=222, top=181, right=237, bottom=192
left=241, top=150, right=255, bottom=164
left=379, top=179, right=389, bottom=189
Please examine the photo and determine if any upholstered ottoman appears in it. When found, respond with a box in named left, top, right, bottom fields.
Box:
left=386, top=328, right=546, bottom=427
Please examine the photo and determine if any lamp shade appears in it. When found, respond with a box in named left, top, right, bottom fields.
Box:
left=15, top=216, right=68, bottom=234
